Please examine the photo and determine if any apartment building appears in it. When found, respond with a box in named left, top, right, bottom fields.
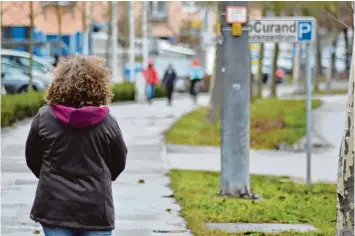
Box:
left=1, top=1, right=260, bottom=56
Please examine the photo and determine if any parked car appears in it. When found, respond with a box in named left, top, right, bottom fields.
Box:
left=0, top=49, right=54, bottom=77
left=1, top=60, right=51, bottom=94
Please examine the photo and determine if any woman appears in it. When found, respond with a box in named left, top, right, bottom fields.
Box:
left=189, top=59, right=204, bottom=103
left=143, top=59, right=159, bottom=104
left=25, top=55, right=127, bottom=236
left=162, top=64, right=177, bottom=106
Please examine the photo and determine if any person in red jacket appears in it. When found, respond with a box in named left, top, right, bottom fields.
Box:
left=143, top=59, right=159, bottom=104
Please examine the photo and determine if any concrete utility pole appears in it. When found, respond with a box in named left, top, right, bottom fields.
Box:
left=129, top=1, right=135, bottom=82
left=220, top=1, right=253, bottom=197
left=111, top=1, right=119, bottom=83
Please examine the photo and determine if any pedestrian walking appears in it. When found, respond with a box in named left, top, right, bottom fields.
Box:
left=143, top=59, right=159, bottom=104
left=189, top=59, right=204, bottom=103
left=25, top=55, right=127, bottom=236
left=162, top=64, right=177, bottom=106
left=275, top=67, right=285, bottom=84
left=52, top=54, right=60, bottom=67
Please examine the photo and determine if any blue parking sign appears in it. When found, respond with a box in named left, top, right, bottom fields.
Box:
left=297, top=21, right=313, bottom=42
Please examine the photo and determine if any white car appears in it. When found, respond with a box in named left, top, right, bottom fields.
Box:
left=0, top=49, right=54, bottom=77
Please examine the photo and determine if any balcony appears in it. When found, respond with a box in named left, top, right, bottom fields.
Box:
left=148, top=1, right=168, bottom=22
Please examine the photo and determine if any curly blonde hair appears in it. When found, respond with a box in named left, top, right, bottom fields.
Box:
left=45, top=55, right=113, bottom=107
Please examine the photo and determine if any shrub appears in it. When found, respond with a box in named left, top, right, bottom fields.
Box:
left=111, top=82, right=135, bottom=102
left=1, top=91, right=46, bottom=127
left=154, top=85, right=165, bottom=98
left=1, top=83, right=166, bottom=127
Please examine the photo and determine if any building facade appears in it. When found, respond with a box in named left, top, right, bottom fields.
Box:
left=1, top=1, right=261, bottom=57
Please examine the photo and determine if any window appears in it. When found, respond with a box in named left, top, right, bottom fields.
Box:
left=17, top=57, right=48, bottom=74
left=148, top=1, right=167, bottom=20
left=182, top=1, right=198, bottom=13
left=1, top=62, right=14, bottom=74
left=1, top=62, right=25, bottom=76
left=41, top=1, right=74, bottom=6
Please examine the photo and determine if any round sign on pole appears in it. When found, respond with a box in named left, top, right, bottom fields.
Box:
left=226, top=6, right=248, bottom=24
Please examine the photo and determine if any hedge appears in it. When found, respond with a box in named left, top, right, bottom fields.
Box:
left=1, top=83, right=165, bottom=127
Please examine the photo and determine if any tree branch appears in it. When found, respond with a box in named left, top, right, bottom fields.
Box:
left=345, top=1, right=354, bottom=13
left=322, top=9, right=351, bottom=28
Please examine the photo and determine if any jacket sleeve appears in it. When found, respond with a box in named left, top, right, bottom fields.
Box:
left=153, top=69, right=159, bottom=84
left=108, top=124, right=128, bottom=181
left=25, top=113, right=43, bottom=178
left=162, top=71, right=167, bottom=85
left=173, top=70, right=177, bottom=81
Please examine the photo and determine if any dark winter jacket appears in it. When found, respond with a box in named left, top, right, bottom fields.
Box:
left=162, top=68, right=177, bottom=87
left=25, top=104, right=127, bottom=231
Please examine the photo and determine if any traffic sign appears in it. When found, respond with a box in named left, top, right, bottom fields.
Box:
left=226, top=6, right=248, bottom=24
left=247, top=17, right=316, bottom=43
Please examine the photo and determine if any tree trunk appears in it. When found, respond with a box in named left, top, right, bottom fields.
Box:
left=343, top=28, right=349, bottom=74
left=206, top=34, right=223, bottom=124
left=270, top=42, right=279, bottom=98
left=28, top=1, right=34, bottom=92
left=56, top=2, right=62, bottom=57
left=256, top=43, right=264, bottom=98
left=326, top=36, right=337, bottom=91
left=81, top=2, right=87, bottom=53
left=313, top=28, right=322, bottom=92
left=206, top=2, right=222, bottom=124
left=336, top=25, right=354, bottom=235
left=293, top=43, right=303, bottom=92
left=105, top=5, right=112, bottom=65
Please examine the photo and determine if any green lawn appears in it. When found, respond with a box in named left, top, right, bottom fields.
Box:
left=294, top=89, right=348, bottom=96
left=169, top=170, right=336, bottom=236
left=165, top=99, right=322, bottom=150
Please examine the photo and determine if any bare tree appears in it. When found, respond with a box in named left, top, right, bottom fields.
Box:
left=105, top=4, right=112, bottom=64
left=313, top=27, right=322, bottom=92
left=336, top=3, right=354, bottom=234
left=206, top=38, right=223, bottom=124
left=336, top=28, right=354, bottom=236
left=56, top=2, right=62, bottom=57
left=28, top=1, right=34, bottom=92
left=269, top=2, right=286, bottom=98
left=206, top=2, right=222, bottom=124
left=256, top=8, right=268, bottom=99
left=81, top=2, right=87, bottom=53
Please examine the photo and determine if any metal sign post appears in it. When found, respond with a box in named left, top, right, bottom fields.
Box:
left=305, top=42, right=313, bottom=188
left=223, top=17, right=316, bottom=187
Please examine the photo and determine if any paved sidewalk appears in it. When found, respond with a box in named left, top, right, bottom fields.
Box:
left=1, top=95, right=210, bottom=236
left=166, top=144, right=338, bottom=183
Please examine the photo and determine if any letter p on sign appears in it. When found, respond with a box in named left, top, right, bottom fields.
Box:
left=297, top=21, right=313, bottom=42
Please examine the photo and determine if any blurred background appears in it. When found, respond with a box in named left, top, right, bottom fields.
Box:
left=0, top=1, right=353, bottom=94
